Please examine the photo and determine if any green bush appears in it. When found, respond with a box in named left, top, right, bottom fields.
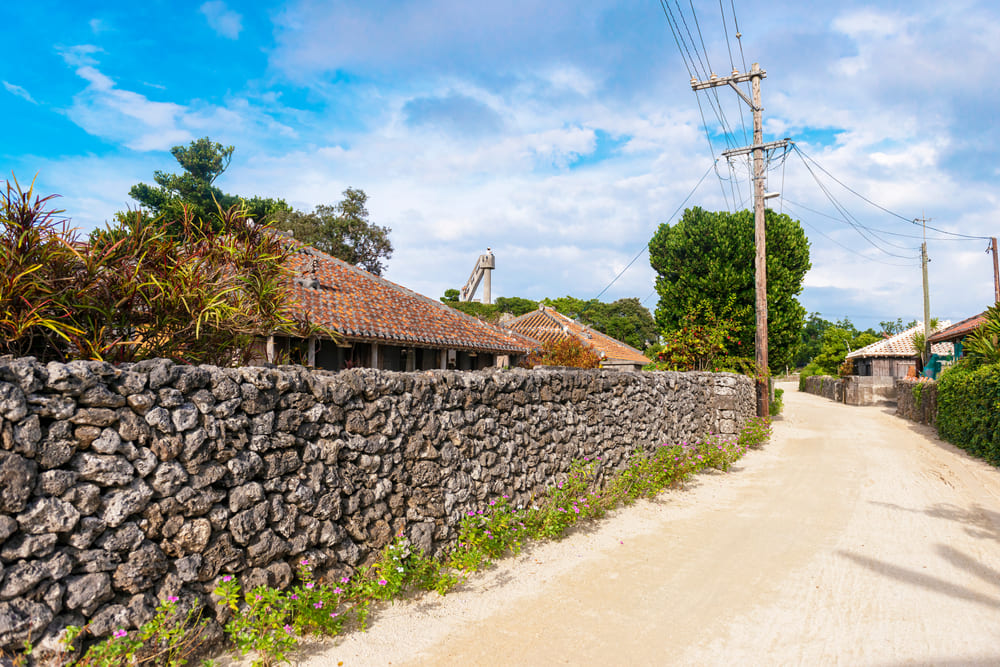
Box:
left=798, top=362, right=822, bottom=391
left=771, top=388, right=784, bottom=415
left=936, top=361, right=1000, bottom=466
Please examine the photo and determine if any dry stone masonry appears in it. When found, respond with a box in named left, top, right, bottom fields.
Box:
left=0, top=357, right=753, bottom=657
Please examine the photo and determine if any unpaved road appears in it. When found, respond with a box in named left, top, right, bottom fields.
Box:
left=288, top=382, right=1000, bottom=666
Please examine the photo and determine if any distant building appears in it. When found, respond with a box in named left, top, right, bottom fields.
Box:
left=264, top=240, right=532, bottom=370
left=506, top=305, right=651, bottom=371
left=846, top=323, right=952, bottom=378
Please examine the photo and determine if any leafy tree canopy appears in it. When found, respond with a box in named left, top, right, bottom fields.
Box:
left=649, top=207, right=811, bottom=373
left=880, top=318, right=918, bottom=336
left=273, top=188, right=393, bottom=276
left=127, top=137, right=290, bottom=232
left=796, top=312, right=833, bottom=367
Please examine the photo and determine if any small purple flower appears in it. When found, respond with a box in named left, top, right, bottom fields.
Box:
left=333, top=587, right=343, bottom=595
left=166, top=596, right=179, bottom=603
left=330, top=612, right=339, bottom=618
left=113, top=629, right=127, bottom=639
left=314, top=602, right=323, bottom=609
left=300, top=558, right=309, bottom=566
left=284, top=624, right=293, bottom=634
left=221, top=575, right=233, bottom=583
left=290, top=594, right=299, bottom=600
left=378, top=579, right=388, bottom=586
left=340, top=576, right=350, bottom=584
left=305, top=582, right=314, bottom=589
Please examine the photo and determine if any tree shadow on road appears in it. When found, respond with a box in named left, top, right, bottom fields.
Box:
left=837, top=549, right=1000, bottom=611
left=869, top=501, right=1000, bottom=544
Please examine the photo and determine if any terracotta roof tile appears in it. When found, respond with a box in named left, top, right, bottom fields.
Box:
left=284, top=240, right=530, bottom=354
left=927, top=312, right=987, bottom=344
left=846, top=323, right=952, bottom=359
left=506, top=307, right=650, bottom=365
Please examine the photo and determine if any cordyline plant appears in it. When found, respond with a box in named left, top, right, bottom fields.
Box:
left=1, top=175, right=324, bottom=365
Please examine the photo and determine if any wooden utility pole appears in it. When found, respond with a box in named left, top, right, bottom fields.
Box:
left=917, top=216, right=931, bottom=364
left=989, top=237, right=999, bottom=304
left=694, top=63, right=786, bottom=418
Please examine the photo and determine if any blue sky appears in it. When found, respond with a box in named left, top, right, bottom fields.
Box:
left=4, top=0, right=999, bottom=333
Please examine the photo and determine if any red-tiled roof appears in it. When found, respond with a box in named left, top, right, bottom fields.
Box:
left=846, top=323, right=952, bottom=359
left=506, top=306, right=651, bottom=365
left=284, top=240, right=530, bottom=354
left=927, top=312, right=986, bottom=344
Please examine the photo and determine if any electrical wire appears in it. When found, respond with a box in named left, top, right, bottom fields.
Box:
left=593, top=161, right=716, bottom=301
left=783, top=198, right=983, bottom=242
left=792, top=145, right=991, bottom=241
left=782, top=201, right=919, bottom=267
left=792, top=149, right=921, bottom=259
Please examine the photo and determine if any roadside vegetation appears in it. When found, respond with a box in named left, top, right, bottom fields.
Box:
left=935, top=304, right=1000, bottom=465
left=49, top=418, right=771, bottom=667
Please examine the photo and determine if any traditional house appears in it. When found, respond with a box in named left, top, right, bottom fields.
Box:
left=506, top=305, right=651, bottom=371
left=927, top=312, right=986, bottom=361
left=265, top=240, right=532, bottom=371
left=846, top=323, right=952, bottom=378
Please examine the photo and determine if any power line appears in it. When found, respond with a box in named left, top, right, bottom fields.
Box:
left=792, top=148, right=921, bottom=259
left=782, top=201, right=918, bottom=267
left=593, top=161, right=716, bottom=301
left=784, top=198, right=983, bottom=242
left=792, top=145, right=991, bottom=241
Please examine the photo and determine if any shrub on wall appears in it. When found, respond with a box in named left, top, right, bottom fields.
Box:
left=936, top=361, right=1000, bottom=466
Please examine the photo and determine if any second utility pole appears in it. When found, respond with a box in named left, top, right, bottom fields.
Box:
left=694, top=63, right=786, bottom=418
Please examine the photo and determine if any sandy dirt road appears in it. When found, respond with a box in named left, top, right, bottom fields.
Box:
left=287, top=382, right=1000, bottom=666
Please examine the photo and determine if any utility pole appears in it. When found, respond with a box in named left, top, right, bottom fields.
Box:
left=693, top=63, right=787, bottom=418
left=989, top=237, right=999, bottom=304
left=917, top=216, right=931, bottom=365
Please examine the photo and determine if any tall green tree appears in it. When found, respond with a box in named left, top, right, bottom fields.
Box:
left=649, top=207, right=811, bottom=373
left=274, top=188, right=393, bottom=276
left=127, top=137, right=290, bottom=232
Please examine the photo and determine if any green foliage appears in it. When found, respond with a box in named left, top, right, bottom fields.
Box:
left=645, top=299, right=755, bottom=374
left=127, top=137, right=290, bottom=233
left=63, top=597, right=211, bottom=666
left=964, top=304, right=1000, bottom=366
left=796, top=312, right=832, bottom=367
left=880, top=318, right=917, bottom=336
left=936, top=361, right=1000, bottom=466
left=771, top=388, right=784, bottom=415
left=798, top=361, right=822, bottom=391
left=649, top=206, right=811, bottom=372
left=1, top=176, right=320, bottom=364
left=912, top=318, right=940, bottom=363
left=437, top=294, right=539, bottom=323
left=274, top=188, right=393, bottom=276
left=523, top=337, right=603, bottom=369
left=808, top=319, right=879, bottom=376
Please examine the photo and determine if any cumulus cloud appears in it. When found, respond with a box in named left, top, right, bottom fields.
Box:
left=200, top=1, right=243, bottom=39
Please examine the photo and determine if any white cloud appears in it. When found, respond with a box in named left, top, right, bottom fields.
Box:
left=3, top=81, right=37, bottom=104
left=200, top=1, right=243, bottom=40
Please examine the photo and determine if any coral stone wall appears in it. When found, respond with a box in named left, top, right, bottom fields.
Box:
left=895, top=379, right=938, bottom=425
left=0, top=358, right=753, bottom=655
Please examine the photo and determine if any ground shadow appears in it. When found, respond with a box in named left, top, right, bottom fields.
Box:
left=869, top=500, right=1000, bottom=544
left=837, top=550, right=1000, bottom=611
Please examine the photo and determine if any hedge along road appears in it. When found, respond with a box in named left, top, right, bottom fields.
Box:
left=290, top=381, right=1000, bottom=666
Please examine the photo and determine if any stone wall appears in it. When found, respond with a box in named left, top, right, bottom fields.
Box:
left=802, top=375, right=897, bottom=406
left=895, top=379, right=938, bottom=425
left=802, top=375, right=842, bottom=402
left=0, top=358, right=754, bottom=657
